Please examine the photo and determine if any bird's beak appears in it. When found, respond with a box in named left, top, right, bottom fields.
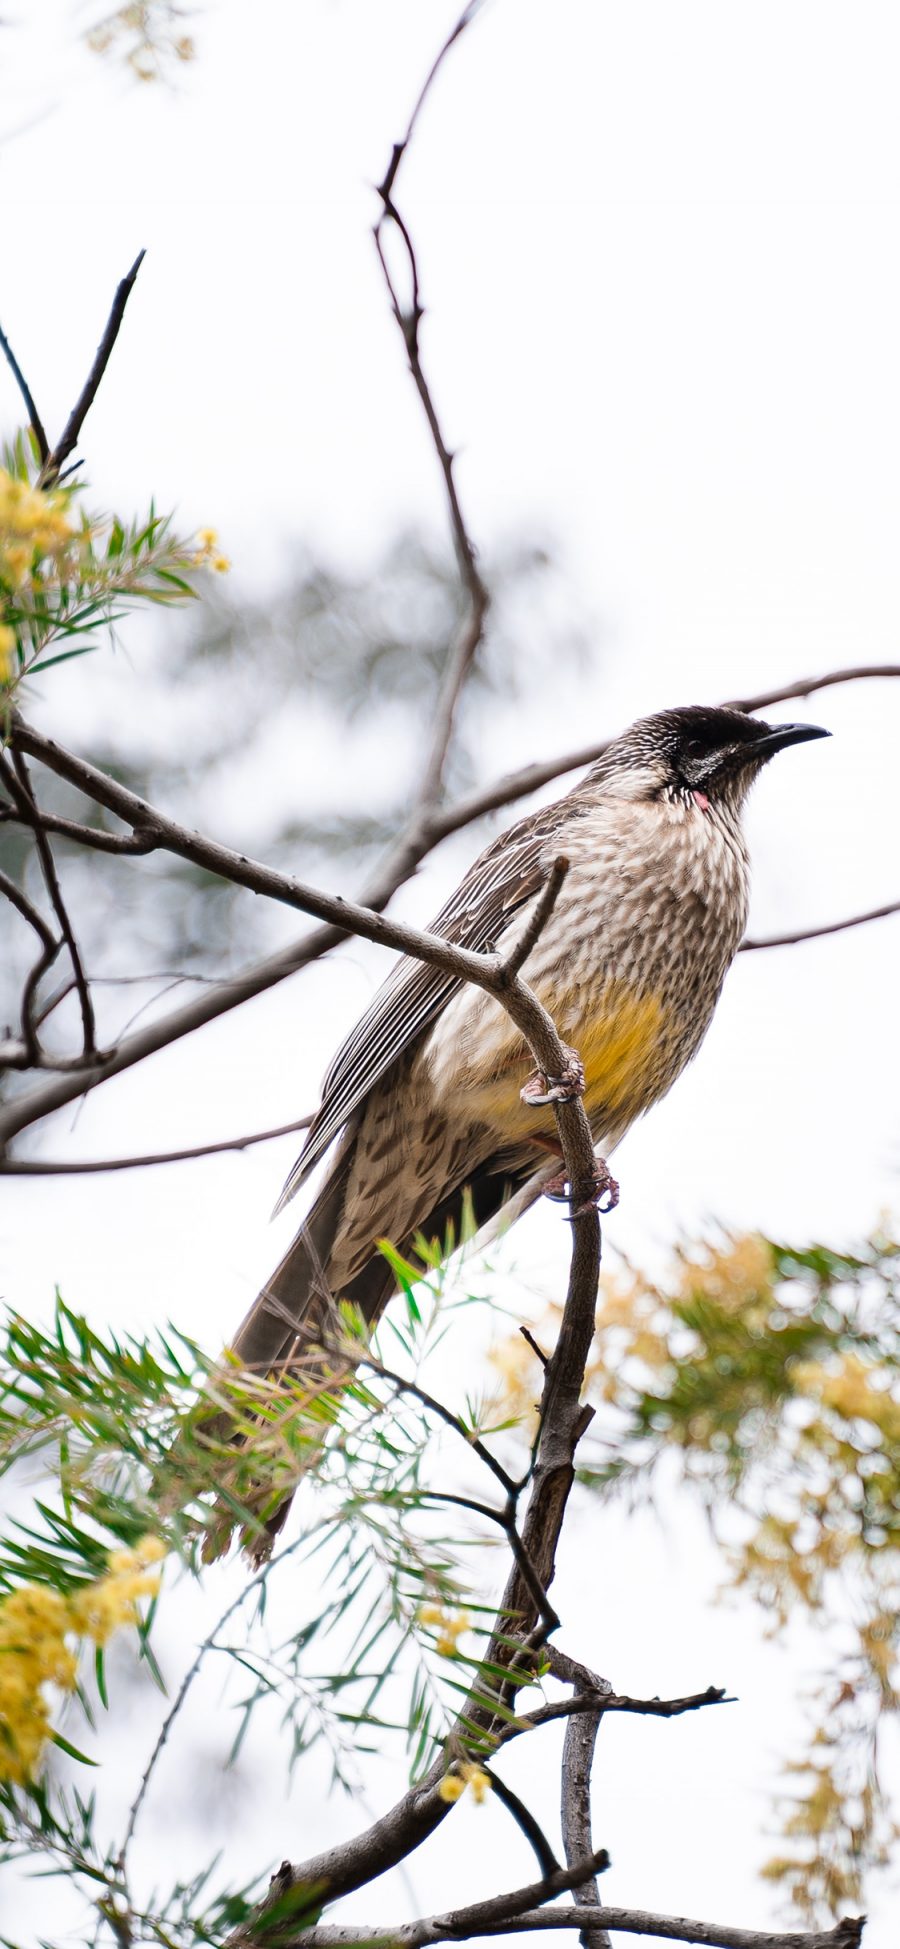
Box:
left=753, top=721, right=831, bottom=759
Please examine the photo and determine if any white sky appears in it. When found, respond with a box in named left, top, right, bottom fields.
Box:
left=2, top=3, right=899, bottom=1944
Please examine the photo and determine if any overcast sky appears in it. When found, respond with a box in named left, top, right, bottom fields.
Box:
left=2, top=4, right=899, bottom=1945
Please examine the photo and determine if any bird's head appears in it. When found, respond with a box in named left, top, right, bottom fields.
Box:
left=594, top=705, right=830, bottom=816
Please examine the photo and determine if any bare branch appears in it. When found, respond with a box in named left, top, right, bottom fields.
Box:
left=490, top=1685, right=732, bottom=1757
left=425, top=664, right=900, bottom=846
left=4, top=658, right=896, bottom=1144
left=502, top=856, right=570, bottom=979
left=0, top=863, right=57, bottom=955
left=228, top=1852, right=612, bottom=1949
left=0, top=722, right=583, bottom=1149
left=483, top=1768, right=561, bottom=1879
left=560, top=1674, right=612, bottom=1949
left=741, top=901, right=900, bottom=951
left=40, top=250, right=146, bottom=486
left=0, top=1115, right=314, bottom=1176
left=370, top=2, right=490, bottom=888
left=241, top=1895, right=863, bottom=1949
left=0, top=801, right=159, bottom=854
left=0, top=861, right=60, bottom=1067
left=2, top=748, right=97, bottom=1056
left=0, top=315, right=50, bottom=463
left=0, top=920, right=347, bottom=1146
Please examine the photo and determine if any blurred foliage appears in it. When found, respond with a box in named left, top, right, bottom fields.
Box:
left=84, top=3, right=197, bottom=82
left=0, top=521, right=589, bottom=1092
left=491, top=1227, right=900, bottom=1924
left=0, top=1245, right=511, bottom=1938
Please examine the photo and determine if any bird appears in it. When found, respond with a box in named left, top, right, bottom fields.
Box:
left=223, top=704, right=827, bottom=1547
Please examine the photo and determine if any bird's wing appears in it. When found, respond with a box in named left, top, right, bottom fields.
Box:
left=276, top=798, right=573, bottom=1211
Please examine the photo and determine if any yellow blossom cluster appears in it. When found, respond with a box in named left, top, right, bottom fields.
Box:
left=438, top=1761, right=492, bottom=1805
left=0, top=1536, right=166, bottom=1785
left=0, top=469, right=74, bottom=589
left=418, top=1602, right=472, bottom=1658
left=0, top=1586, right=77, bottom=1786
left=192, top=526, right=230, bottom=574
left=68, top=1534, right=166, bottom=1645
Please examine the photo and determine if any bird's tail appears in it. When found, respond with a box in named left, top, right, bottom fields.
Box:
left=204, top=1131, right=402, bottom=1561
left=206, top=1146, right=555, bottom=1562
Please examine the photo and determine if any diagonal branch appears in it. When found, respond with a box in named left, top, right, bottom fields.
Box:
left=228, top=1852, right=611, bottom=1949
left=0, top=1114, right=314, bottom=1176
left=424, top=664, right=900, bottom=846
left=0, top=801, right=159, bottom=854
left=0, top=316, right=50, bottom=463
left=741, top=900, right=900, bottom=951
left=2, top=748, right=97, bottom=1057
left=235, top=1894, right=863, bottom=1949
left=40, top=250, right=146, bottom=487
left=2, top=661, right=897, bottom=1145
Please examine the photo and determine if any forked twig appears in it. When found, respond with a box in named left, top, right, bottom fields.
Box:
left=40, top=250, right=146, bottom=486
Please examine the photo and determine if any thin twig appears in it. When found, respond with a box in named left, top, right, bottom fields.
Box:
left=0, top=316, right=50, bottom=462
left=483, top=1769, right=562, bottom=1879
left=5, top=748, right=96, bottom=1056
left=0, top=1115, right=314, bottom=1176
left=369, top=3, right=491, bottom=888
left=0, top=802, right=159, bottom=854
left=0, top=863, right=56, bottom=954
left=741, top=901, right=900, bottom=950
left=501, top=857, right=570, bottom=979
left=0, top=862, right=60, bottom=1066
left=424, top=663, right=900, bottom=846
left=352, top=1348, right=519, bottom=1498
left=40, top=250, right=146, bottom=486
left=116, top=1526, right=312, bottom=1877
left=490, top=1685, right=731, bottom=1757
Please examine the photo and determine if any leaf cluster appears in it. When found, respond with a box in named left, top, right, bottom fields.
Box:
left=493, top=1228, right=900, bottom=1924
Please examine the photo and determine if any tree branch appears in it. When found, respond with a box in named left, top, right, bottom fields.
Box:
left=483, top=1768, right=561, bottom=1879
left=741, top=901, right=900, bottom=951
left=0, top=801, right=159, bottom=854
left=369, top=1, right=490, bottom=890
left=424, top=664, right=900, bottom=846
left=229, top=1853, right=611, bottom=1949
left=560, top=1675, right=611, bottom=1949
left=0, top=316, right=50, bottom=463
left=39, top=250, right=146, bottom=486
left=2, top=748, right=97, bottom=1057
left=0, top=1115, right=314, bottom=1176
left=1, top=718, right=577, bottom=1147
left=2, top=661, right=896, bottom=1145
left=240, top=1896, right=863, bottom=1949
left=0, top=862, right=60, bottom=1066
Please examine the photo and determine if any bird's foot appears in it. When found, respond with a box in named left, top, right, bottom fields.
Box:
left=520, top=1046, right=585, bottom=1107
left=542, top=1155, right=620, bottom=1218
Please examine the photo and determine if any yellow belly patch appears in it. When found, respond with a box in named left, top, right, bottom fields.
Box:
left=445, top=982, right=672, bottom=1144
left=575, top=987, right=671, bottom=1122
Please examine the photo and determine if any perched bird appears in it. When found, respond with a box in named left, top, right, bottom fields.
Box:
left=226, top=705, right=827, bottom=1534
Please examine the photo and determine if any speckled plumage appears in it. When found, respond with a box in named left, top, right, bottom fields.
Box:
left=229, top=707, right=826, bottom=1416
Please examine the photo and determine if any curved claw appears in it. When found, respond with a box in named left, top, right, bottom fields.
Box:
left=520, top=1045, right=586, bottom=1109
left=541, top=1157, right=620, bottom=1218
